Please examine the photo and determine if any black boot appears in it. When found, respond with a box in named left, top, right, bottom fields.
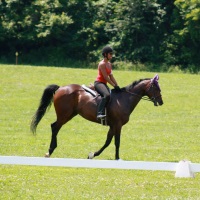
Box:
left=97, top=97, right=107, bottom=119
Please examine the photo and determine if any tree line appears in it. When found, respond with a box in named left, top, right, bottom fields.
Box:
left=0, top=0, right=199, bottom=72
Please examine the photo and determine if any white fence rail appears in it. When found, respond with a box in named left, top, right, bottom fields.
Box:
left=1, top=156, right=200, bottom=177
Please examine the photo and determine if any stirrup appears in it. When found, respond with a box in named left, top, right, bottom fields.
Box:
left=99, top=109, right=107, bottom=126
left=97, top=114, right=106, bottom=119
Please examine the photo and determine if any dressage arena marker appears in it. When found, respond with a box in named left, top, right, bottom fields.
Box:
left=1, top=156, right=200, bottom=178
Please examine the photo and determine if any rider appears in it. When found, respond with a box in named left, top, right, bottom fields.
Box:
left=94, top=46, right=121, bottom=119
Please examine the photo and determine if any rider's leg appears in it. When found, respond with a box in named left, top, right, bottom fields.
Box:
left=94, top=82, right=110, bottom=119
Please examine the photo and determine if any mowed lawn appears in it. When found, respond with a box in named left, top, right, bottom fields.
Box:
left=0, top=64, right=200, bottom=199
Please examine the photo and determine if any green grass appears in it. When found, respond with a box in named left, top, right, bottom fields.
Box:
left=0, top=64, right=200, bottom=199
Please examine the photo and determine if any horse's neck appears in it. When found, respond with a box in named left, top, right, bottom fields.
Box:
left=131, top=81, right=147, bottom=96
left=127, top=81, right=148, bottom=112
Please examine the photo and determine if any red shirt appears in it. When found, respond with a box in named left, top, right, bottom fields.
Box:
left=96, top=62, right=112, bottom=84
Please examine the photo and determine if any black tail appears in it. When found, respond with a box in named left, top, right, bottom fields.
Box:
left=30, top=84, right=60, bottom=134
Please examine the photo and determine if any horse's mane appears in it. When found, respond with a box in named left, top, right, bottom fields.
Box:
left=122, top=78, right=150, bottom=91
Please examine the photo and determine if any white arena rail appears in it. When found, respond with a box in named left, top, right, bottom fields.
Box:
left=0, top=156, right=200, bottom=178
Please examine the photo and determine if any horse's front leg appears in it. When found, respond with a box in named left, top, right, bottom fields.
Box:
left=88, top=127, right=114, bottom=159
left=114, top=132, right=121, bottom=160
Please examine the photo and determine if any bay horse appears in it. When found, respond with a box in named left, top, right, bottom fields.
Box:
left=30, top=74, right=163, bottom=160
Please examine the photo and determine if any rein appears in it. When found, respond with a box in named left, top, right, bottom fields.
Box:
left=124, top=90, right=153, bottom=102
left=123, top=81, right=160, bottom=103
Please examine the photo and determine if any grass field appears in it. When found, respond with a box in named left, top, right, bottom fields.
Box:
left=0, top=64, right=200, bottom=199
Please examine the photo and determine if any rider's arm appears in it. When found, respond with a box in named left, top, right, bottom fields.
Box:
left=109, top=74, right=118, bottom=87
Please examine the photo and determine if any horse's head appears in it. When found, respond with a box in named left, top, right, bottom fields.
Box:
left=145, top=74, right=163, bottom=106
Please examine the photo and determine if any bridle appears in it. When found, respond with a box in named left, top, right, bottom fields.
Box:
left=146, top=83, right=162, bottom=105
left=124, top=81, right=162, bottom=104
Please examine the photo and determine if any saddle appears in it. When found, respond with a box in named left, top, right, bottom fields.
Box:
left=81, top=84, right=97, bottom=97
left=81, top=84, right=108, bottom=126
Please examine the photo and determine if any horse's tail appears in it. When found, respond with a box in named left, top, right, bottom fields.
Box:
left=30, top=84, right=60, bottom=134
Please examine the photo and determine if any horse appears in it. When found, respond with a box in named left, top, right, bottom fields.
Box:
left=30, top=74, right=163, bottom=160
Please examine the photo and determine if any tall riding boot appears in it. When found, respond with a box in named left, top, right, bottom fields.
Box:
left=97, top=97, right=107, bottom=119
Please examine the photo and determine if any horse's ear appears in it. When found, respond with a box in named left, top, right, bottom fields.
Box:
left=151, top=74, right=161, bottom=91
left=151, top=74, right=159, bottom=83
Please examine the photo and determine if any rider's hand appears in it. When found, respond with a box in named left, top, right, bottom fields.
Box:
left=113, top=86, right=121, bottom=92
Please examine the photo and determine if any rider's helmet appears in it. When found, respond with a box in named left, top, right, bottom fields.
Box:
left=102, top=46, right=113, bottom=57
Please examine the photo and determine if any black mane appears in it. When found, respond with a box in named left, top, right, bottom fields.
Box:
left=122, top=78, right=150, bottom=91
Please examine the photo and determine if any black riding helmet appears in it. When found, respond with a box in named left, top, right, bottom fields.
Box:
left=102, top=46, right=113, bottom=57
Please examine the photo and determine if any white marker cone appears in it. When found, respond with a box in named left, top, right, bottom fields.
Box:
left=175, top=160, right=195, bottom=178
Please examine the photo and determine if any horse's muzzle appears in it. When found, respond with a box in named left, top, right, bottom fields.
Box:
left=155, top=101, right=163, bottom=106
left=152, top=96, right=163, bottom=106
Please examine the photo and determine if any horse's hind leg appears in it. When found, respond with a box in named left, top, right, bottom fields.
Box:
left=45, top=121, right=62, bottom=157
left=45, top=111, right=77, bottom=157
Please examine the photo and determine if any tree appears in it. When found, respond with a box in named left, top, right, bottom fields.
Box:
left=172, top=0, right=200, bottom=67
left=103, top=0, right=166, bottom=63
left=0, top=0, right=73, bottom=62
left=175, top=0, right=200, bottom=42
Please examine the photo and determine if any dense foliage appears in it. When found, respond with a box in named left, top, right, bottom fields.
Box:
left=0, top=0, right=199, bottom=72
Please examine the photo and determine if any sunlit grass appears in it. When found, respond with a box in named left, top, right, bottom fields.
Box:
left=0, top=64, right=200, bottom=199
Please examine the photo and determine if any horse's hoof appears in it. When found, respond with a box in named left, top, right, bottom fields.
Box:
left=44, top=153, right=50, bottom=158
left=88, top=152, right=94, bottom=159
